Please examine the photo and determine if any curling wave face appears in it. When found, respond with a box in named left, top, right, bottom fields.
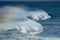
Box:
left=0, top=6, right=51, bottom=35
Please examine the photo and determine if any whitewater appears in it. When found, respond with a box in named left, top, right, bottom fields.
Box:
left=0, top=6, right=59, bottom=40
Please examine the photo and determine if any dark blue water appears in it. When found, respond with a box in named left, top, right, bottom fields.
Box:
left=0, top=1, right=60, bottom=40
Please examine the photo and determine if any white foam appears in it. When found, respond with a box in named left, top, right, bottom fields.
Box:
left=0, top=6, right=51, bottom=35
left=18, top=19, right=43, bottom=34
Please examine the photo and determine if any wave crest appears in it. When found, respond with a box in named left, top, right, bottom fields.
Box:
left=0, top=6, right=51, bottom=35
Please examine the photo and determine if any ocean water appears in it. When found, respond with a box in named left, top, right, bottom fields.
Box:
left=0, top=1, right=60, bottom=40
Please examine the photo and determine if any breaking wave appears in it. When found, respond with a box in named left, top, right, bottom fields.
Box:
left=0, top=6, right=52, bottom=40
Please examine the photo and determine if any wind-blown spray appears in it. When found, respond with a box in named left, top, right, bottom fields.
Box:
left=0, top=6, right=51, bottom=36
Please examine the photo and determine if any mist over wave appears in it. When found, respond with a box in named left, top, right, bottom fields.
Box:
left=0, top=6, right=51, bottom=40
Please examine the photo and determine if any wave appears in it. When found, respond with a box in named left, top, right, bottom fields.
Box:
left=0, top=6, right=51, bottom=35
